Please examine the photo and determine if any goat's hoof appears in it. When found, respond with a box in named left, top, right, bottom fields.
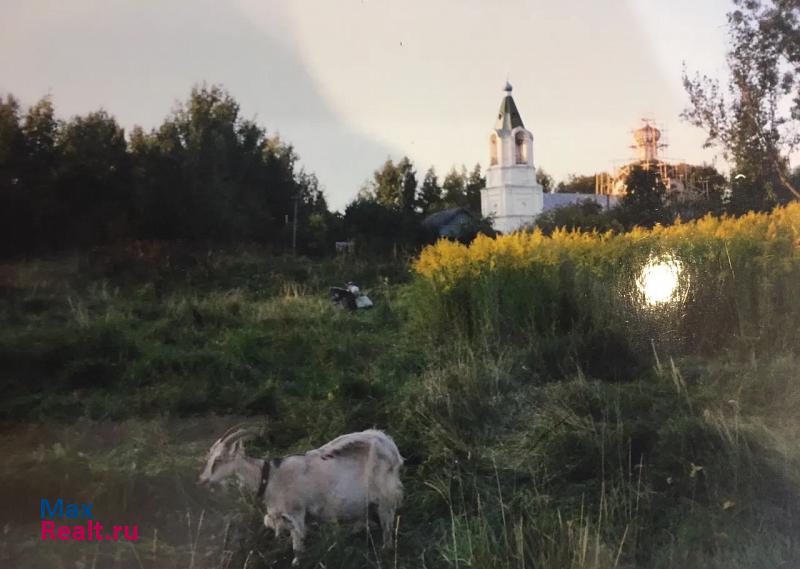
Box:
left=291, top=557, right=300, bottom=567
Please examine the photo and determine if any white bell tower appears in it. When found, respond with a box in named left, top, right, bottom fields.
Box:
left=481, top=82, right=543, bottom=233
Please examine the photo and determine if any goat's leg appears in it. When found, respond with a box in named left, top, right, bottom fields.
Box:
left=263, top=514, right=281, bottom=538
left=283, top=513, right=306, bottom=567
left=378, top=505, right=396, bottom=549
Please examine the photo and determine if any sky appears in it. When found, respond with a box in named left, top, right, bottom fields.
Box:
left=0, top=0, right=733, bottom=210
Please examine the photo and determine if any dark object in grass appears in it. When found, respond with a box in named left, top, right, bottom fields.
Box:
left=330, top=283, right=373, bottom=310
left=330, top=286, right=357, bottom=310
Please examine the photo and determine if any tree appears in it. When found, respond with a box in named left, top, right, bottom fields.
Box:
left=22, top=99, right=60, bottom=244
left=56, top=110, right=131, bottom=247
left=536, top=167, right=554, bottom=193
left=417, top=167, right=443, bottom=213
left=617, top=164, right=669, bottom=228
left=0, top=96, right=23, bottom=171
left=0, top=95, right=26, bottom=255
left=343, top=198, right=422, bottom=256
left=669, top=163, right=729, bottom=220
left=294, top=170, right=336, bottom=255
left=372, top=159, right=403, bottom=209
left=0, top=85, right=334, bottom=256
left=130, top=84, right=309, bottom=245
left=129, top=121, right=186, bottom=240
left=442, top=167, right=467, bottom=207
left=23, top=97, right=59, bottom=174
left=555, top=174, right=596, bottom=194
left=682, top=0, right=800, bottom=212
left=398, top=157, right=418, bottom=212
left=748, top=1, right=800, bottom=123
left=367, top=156, right=418, bottom=211
left=172, top=85, right=247, bottom=239
left=465, top=163, right=485, bottom=211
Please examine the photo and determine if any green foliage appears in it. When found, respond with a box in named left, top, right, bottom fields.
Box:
left=536, top=166, right=555, bottom=193
left=668, top=163, right=728, bottom=221
left=0, top=85, right=331, bottom=256
left=370, top=157, right=402, bottom=208
left=2, top=245, right=800, bottom=567
left=57, top=110, right=132, bottom=246
left=617, top=163, right=670, bottom=228
left=399, top=157, right=418, bottom=213
left=539, top=164, right=730, bottom=235
left=131, top=84, right=306, bottom=244
left=343, top=198, right=428, bottom=256
left=415, top=204, right=800, bottom=368
left=429, top=163, right=485, bottom=212
left=0, top=252, right=415, bottom=421
left=465, top=162, right=485, bottom=211
left=556, top=173, right=597, bottom=194
left=365, top=156, right=419, bottom=214
left=347, top=159, right=489, bottom=255
left=442, top=166, right=467, bottom=207
left=418, top=166, right=443, bottom=213
left=682, top=0, right=800, bottom=210
left=534, top=199, right=623, bottom=235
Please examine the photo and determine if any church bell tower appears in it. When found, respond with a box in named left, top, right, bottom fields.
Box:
left=481, top=82, right=543, bottom=233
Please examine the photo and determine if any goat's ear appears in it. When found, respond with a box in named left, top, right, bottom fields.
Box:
left=231, top=439, right=244, bottom=455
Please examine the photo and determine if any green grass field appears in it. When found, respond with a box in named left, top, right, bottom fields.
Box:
left=1, top=235, right=799, bottom=568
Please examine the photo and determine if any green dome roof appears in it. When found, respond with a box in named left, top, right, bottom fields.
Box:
left=495, top=90, right=524, bottom=130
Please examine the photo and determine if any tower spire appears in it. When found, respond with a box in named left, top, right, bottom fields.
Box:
left=495, top=82, right=524, bottom=130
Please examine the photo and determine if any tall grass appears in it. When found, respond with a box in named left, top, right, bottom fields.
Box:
left=404, top=204, right=800, bottom=567
left=412, top=203, right=800, bottom=376
left=1, top=227, right=800, bottom=567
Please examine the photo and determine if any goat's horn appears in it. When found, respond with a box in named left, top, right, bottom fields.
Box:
left=221, top=428, right=257, bottom=446
left=214, top=424, right=254, bottom=445
left=214, top=424, right=244, bottom=444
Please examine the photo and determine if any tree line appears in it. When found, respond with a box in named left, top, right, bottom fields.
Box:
left=0, top=85, right=338, bottom=257
left=342, top=159, right=493, bottom=253
left=4, top=0, right=800, bottom=259
left=0, top=84, right=499, bottom=258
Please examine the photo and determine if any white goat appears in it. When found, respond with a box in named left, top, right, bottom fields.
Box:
left=197, top=427, right=403, bottom=566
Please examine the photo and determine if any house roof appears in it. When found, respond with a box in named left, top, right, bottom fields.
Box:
left=422, top=207, right=475, bottom=230
left=542, top=193, right=619, bottom=212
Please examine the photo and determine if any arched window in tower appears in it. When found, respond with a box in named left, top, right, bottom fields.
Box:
left=515, top=132, right=528, bottom=164
left=489, top=134, right=498, bottom=166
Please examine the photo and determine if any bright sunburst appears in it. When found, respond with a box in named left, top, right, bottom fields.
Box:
left=637, top=256, right=683, bottom=305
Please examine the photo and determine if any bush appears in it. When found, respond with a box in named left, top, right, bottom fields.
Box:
left=534, top=200, right=623, bottom=235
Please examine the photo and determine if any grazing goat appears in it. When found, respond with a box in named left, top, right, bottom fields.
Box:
left=198, top=427, right=403, bottom=566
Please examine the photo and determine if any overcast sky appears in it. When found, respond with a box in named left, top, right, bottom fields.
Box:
left=1, top=0, right=733, bottom=210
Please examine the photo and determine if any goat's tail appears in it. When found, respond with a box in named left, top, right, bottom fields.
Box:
left=376, top=438, right=404, bottom=508
left=386, top=460, right=404, bottom=508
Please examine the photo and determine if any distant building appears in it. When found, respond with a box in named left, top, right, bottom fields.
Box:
left=481, top=83, right=616, bottom=233
left=422, top=207, right=477, bottom=240
left=595, top=119, right=706, bottom=201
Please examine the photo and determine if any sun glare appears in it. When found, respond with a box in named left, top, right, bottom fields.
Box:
left=637, top=256, right=683, bottom=305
